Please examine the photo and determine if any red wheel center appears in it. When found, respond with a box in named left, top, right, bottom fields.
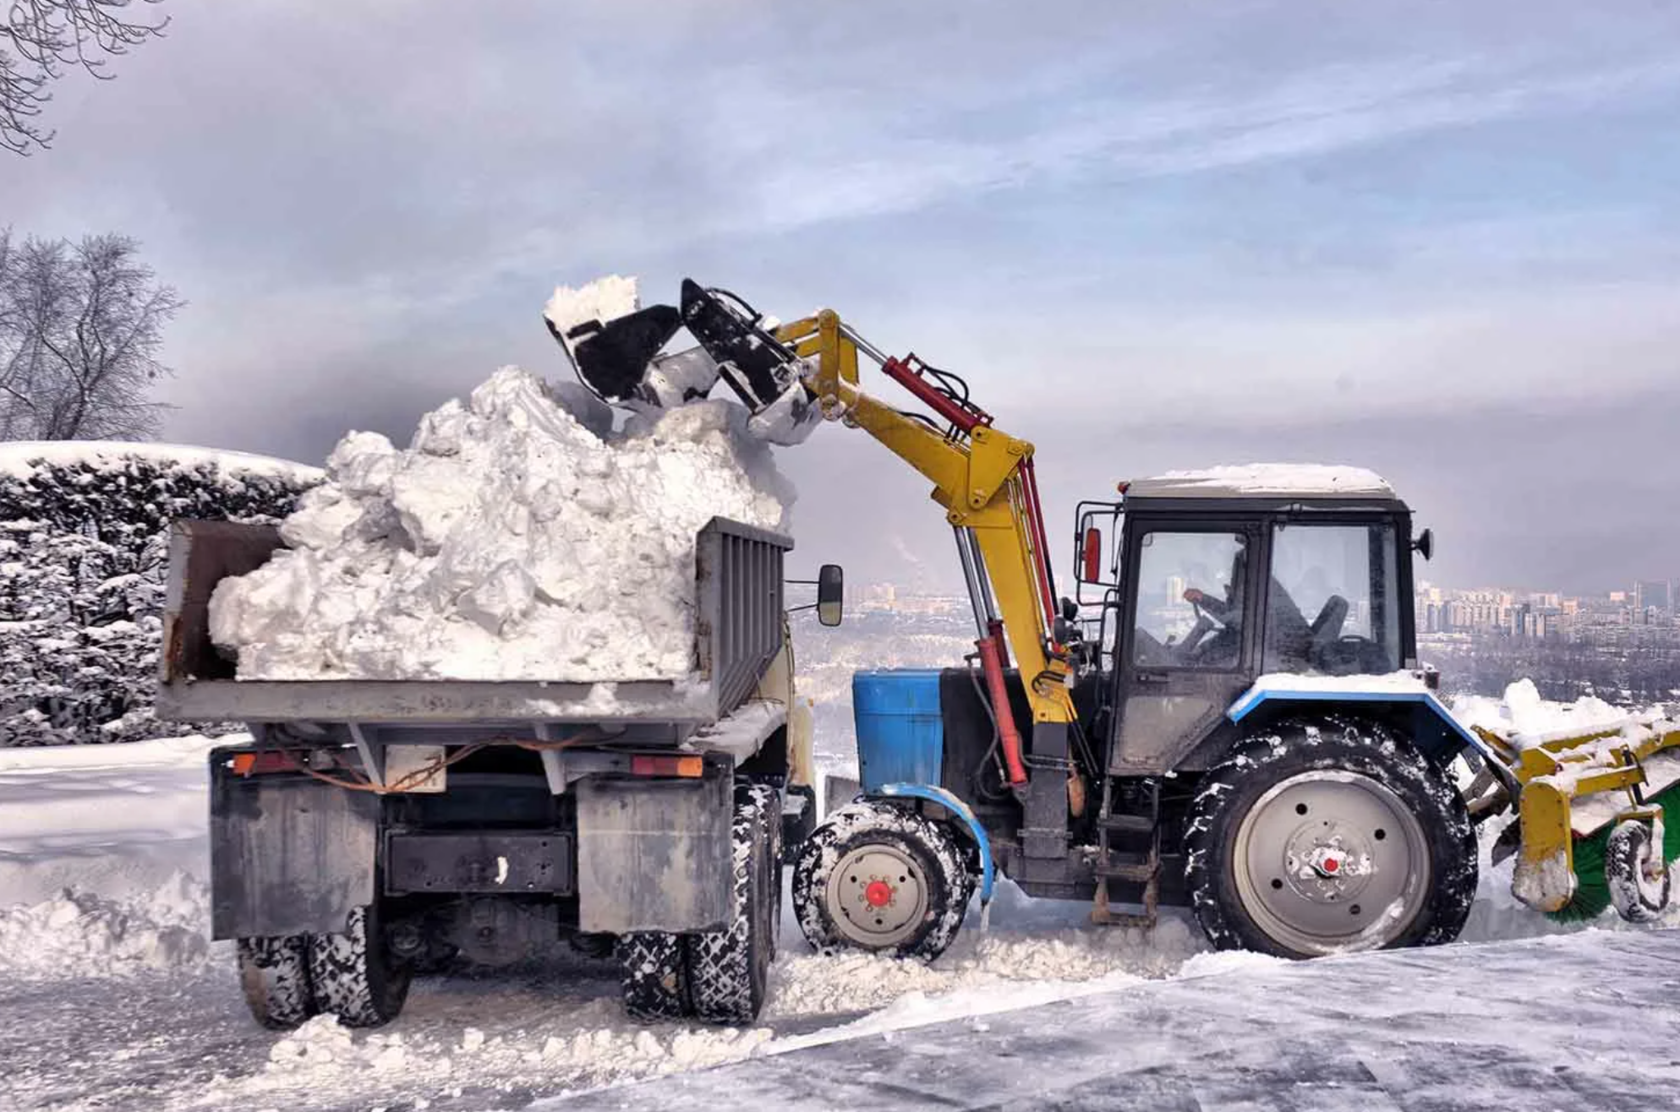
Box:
left=1322, top=857, right=1339, bottom=873
left=864, top=880, right=894, bottom=908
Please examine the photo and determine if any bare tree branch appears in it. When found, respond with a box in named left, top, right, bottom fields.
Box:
left=0, top=231, right=181, bottom=441
left=2, top=0, right=169, bottom=155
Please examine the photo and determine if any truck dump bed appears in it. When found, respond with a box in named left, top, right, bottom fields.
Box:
left=157, top=515, right=791, bottom=727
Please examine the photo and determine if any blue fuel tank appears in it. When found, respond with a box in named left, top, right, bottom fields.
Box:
left=852, top=669, right=945, bottom=793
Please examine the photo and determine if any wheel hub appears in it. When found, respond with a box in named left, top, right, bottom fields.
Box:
left=1233, top=770, right=1429, bottom=954
left=825, top=845, right=929, bottom=949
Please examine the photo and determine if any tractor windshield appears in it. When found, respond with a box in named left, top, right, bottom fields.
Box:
left=1266, top=522, right=1402, bottom=676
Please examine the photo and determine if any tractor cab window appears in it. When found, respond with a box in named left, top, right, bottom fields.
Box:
left=1266, top=522, right=1402, bottom=676
left=1131, top=531, right=1248, bottom=669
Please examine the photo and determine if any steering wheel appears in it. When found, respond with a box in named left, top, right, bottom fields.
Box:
left=1174, top=596, right=1219, bottom=663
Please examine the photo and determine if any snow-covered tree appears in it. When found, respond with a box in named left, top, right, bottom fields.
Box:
left=0, top=232, right=182, bottom=440
left=0, top=444, right=314, bottom=745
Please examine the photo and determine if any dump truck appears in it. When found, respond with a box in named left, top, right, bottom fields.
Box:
left=562, top=278, right=1680, bottom=960
left=158, top=515, right=839, bottom=1028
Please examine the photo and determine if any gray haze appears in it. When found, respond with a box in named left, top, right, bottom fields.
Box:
left=4, top=1, right=1678, bottom=595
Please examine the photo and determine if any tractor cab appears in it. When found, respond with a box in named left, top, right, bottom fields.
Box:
left=1076, top=465, right=1424, bottom=777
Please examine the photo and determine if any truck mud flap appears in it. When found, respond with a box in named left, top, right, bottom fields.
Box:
left=574, top=760, right=732, bottom=934
left=210, top=764, right=378, bottom=940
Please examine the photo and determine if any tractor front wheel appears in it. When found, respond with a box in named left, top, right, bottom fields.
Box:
left=792, top=801, right=973, bottom=961
left=1183, top=719, right=1477, bottom=957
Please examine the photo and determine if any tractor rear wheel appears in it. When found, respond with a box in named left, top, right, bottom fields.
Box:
left=792, top=801, right=973, bottom=961
left=1183, top=719, right=1476, bottom=957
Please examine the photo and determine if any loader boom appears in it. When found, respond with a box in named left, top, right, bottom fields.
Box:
left=560, top=279, right=1083, bottom=797
left=770, top=308, right=1079, bottom=789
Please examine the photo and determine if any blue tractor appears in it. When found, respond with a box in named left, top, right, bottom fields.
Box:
left=563, top=280, right=1491, bottom=961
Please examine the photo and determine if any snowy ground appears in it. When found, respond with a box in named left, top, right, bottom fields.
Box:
left=1, top=736, right=1676, bottom=1111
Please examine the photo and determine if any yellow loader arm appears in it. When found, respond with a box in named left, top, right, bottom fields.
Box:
left=771, top=308, right=1078, bottom=790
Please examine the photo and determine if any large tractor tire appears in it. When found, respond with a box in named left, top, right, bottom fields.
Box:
left=237, top=935, right=316, bottom=1029
left=1183, top=718, right=1477, bottom=958
left=685, top=784, right=779, bottom=1025
left=616, top=931, right=690, bottom=1020
left=308, top=904, right=413, bottom=1028
left=792, top=801, right=974, bottom=961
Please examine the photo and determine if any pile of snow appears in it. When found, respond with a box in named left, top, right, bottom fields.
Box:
left=0, top=872, right=209, bottom=979
left=1451, top=678, right=1636, bottom=746
left=209, top=366, right=792, bottom=681
left=248, top=1003, right=775, bottom=1104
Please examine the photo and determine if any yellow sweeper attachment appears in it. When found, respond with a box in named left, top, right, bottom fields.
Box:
left=1465, top=711, right=1680, bottom=923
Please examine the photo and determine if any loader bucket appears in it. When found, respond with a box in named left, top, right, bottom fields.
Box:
left=548, top=303, right=683, bottom=404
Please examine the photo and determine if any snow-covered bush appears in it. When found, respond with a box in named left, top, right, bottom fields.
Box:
left=0, top=443, right=318, bottom=746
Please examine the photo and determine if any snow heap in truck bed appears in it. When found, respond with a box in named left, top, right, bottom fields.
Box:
left=208, top=367, right=791, bottom=681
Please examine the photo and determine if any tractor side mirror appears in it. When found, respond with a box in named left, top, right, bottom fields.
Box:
left=1081, top=527, right=1103, bottom=582
left=817, top=564, right=845, bottom=627
left=1413, top=528, right=1434, bottom=562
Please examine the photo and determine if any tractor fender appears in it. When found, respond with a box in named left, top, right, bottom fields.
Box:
left=869, top=782, right=996, bottom=905
left=1226, top=683, right=1504, bottom=771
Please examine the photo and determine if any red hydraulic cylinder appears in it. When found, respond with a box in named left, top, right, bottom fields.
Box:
left=976, top=633, right=1028, bottom=786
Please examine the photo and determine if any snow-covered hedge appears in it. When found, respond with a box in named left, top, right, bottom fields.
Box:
left=0, top=443, right=319, bottom=746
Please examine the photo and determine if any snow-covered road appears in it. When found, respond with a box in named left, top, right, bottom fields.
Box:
left=1, top=736, right=1675, bottom=1111
left=559, top=929, right=1680, bottom=1112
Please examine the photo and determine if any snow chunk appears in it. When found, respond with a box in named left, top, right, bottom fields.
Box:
left=209, top=366, right=792, bottom=681
left=1127, top=464, right=1393, bottom=499
left=544, top=274, right=640, bottom=342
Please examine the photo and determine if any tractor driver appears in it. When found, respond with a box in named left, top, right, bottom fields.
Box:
left=1182, top=548, right=1313, bottom=670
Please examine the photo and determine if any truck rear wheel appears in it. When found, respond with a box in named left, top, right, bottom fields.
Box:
left=792, top=801, right=974, bottom=961
left=1184, top=719, right=1476, bottom=957
left=685, top=784, right=778, bottom=1025
left=617, top=931, right=689, bottom=1020
left=309, top=904, right=413, bottom=1028
left=237, top=935, right=316, bottom=1029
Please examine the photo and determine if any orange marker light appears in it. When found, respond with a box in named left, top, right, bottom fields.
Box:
left=630, top=754, right=705, bottom=778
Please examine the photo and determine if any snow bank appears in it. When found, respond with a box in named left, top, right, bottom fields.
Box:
left=209, top=366, right=792, bottom=681
left=0, top=439, right=322, bottom=484
left=0, top=872, right=209, bottom=979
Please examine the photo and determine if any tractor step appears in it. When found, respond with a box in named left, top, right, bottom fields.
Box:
left=1096, top=861, right=1159, bottom=883
left=1092, top=776, right=1161, bottom=929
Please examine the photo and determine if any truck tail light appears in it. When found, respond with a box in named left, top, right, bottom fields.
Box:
left=630, top=755, right=705, bottom=778
left=230, top=750, right=298, bottom=776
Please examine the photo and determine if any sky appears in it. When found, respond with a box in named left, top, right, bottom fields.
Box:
left=4, top=0, right=1679, bottom=594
